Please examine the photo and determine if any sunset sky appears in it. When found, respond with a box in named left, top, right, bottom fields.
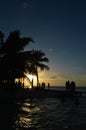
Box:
left=0, top=0, right=86, bottom=86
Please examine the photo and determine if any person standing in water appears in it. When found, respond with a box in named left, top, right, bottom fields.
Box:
left=48, top=83, right=50, bottom=89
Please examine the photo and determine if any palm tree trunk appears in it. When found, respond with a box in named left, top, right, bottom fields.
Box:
left=32, top=78, right=33, bottom=88
left=36, top=67, right=39, bottom=87
left=36, top=72, right=39, bottom=87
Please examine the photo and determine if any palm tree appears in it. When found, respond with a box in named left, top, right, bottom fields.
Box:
left=0, top=30, right=50, bottom=89
left=0, top=30, right=34, bottom=84
left=28, top=49, right=49, bottom=87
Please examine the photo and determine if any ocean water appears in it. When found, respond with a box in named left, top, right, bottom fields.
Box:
left=48, top=86, right=86, bottom=91
left=0, top=87, right=86, bottom=129
left=14, top=87, right=86, bottom=129
left=14, top=97, right=86, bottom=129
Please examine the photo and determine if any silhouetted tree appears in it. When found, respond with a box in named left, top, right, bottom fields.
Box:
left=0, top=30, right=49, bottom=89
left=0, top=30, right=34, bottom=85
left=28, top=49, right=49, bottom=87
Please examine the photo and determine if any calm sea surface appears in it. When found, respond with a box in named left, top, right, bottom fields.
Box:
left=0, top=86, right=86, bottom=129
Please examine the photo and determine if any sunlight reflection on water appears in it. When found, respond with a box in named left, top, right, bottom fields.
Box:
left=15, top=99, right=42, bottom=129
left=14, top=97, right=86, bottom=129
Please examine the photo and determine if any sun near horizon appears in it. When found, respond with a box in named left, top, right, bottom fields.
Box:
left=22, top=71, right=86, bottom=88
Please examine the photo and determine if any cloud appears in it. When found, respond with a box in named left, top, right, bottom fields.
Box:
left=58, top=73, right=69, bottom=79
left=22, top=2, right=32, bottom=9
left=49, top=76, right=57, bottom=79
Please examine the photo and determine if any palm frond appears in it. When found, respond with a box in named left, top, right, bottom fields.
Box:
left=40, top=57, right=49, bottom=62
left=18, top=37, right=34, bottom=51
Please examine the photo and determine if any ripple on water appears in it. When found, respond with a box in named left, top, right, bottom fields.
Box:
left=14, top=97, right=86, bottom=129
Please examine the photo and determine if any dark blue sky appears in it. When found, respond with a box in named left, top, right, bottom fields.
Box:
left=0, top=0, right=86, bottom=86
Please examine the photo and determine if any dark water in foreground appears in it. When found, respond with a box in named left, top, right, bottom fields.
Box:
left=0, top=87, right=86, bottom=129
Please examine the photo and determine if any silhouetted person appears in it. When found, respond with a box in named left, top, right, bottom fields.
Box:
left=42, top=82, right=45, bottom=89
left=65, top=80, right=70, bottom=91
left=18, top=80, right=21, bottom=88
left=70, top=81, right=76, bottom=92
left=48, top=83, right=50, bottom=89
left=22, top=82, right=24, bottom=88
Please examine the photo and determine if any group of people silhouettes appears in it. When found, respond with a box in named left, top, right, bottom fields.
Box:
left=65, top=80, right=76, bottom=92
